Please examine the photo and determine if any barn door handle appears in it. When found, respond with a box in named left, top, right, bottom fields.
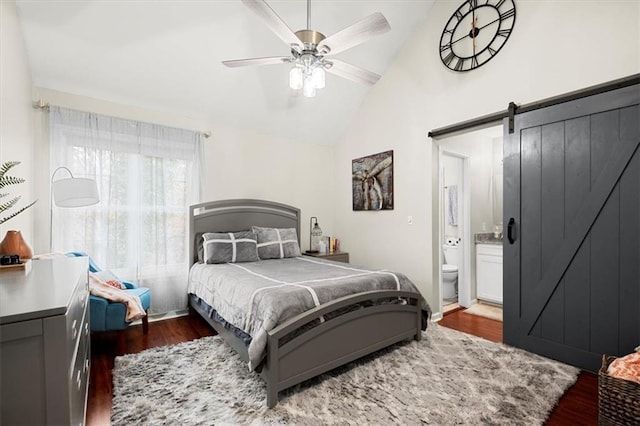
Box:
left=507, top=218, right=516, bottom=244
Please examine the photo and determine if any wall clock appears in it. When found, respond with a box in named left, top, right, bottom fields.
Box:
left=439, top=0, right=516, bottom=72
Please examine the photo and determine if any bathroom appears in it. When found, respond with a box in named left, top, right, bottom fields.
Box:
left=438, top=124, right=503, bottom=316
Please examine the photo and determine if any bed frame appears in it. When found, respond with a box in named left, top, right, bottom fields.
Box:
left=188, top=199, right=424, bottom=407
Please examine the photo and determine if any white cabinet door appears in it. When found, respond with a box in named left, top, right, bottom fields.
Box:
left=476, top=244, right=503, bottom=304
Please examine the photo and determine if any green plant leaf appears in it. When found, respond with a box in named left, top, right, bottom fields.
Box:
left=0, top=200, right=37, bottom=225
left=0, top=196, right=21, bottom=212
left=0, top=176, right=26, bottom=189
left=0, top=161, right=37, bottom=224
left=0, top=161, right=20, bottom=180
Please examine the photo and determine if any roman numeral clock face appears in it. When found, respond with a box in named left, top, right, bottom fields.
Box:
left=440, top=0, right=516, bottom=72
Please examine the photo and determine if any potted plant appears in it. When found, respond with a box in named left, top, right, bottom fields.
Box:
left=0, top=161, right=37, bottom=259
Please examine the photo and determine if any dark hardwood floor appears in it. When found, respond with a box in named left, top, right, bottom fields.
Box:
left=88, top=309, right=598, bottom=425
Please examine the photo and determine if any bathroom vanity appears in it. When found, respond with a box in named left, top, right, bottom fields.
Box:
left=476, top=242, right=503, bottom=305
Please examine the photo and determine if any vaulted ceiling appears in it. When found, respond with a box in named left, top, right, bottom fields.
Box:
left=16, top=1, right=435, bottom=145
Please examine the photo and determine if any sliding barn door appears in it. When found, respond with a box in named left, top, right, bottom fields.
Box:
left=503, top=84, right=640, bottom=372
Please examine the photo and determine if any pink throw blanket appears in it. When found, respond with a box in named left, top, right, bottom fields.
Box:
left=608, top=350, right=640, bottom=384
left=89, top=274, right=146, bottom=322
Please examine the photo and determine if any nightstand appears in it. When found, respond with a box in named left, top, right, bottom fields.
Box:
left=305, top=251, right=349, bottom=263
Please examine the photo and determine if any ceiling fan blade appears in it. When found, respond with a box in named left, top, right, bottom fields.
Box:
left=241, top=0, right=301, bottom=50
left=317, top=12, right=390, bottom=56
left=325, top=59, right=381, bottom=86
left=222, top=56, right=291, bottom=68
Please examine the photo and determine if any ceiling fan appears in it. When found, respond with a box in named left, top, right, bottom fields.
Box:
left=223, top=0, right=391, bottom=98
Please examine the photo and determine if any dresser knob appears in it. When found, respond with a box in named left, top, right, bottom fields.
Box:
left=71, top=320, right=78, bottom=340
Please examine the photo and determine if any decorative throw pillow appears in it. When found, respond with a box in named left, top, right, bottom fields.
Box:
left=91, top=270, right=126, bottom=289
left=202, top=231, right=260, bottom=264
left=251, top=226, right=301, bottom=259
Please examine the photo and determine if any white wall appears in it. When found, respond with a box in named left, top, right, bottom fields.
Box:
left=0, top=0, right=36, bottom=245
left=441, top=128, right=497, bottom=241
left=333, top=0, right=640, bottom=314
left=491, top=136, right=503, bottom=227
left=442, top=154, right=461, bottom=239
left=33, top=88, right=336, bottom=253
left=202, top=124, right=336, bottom=254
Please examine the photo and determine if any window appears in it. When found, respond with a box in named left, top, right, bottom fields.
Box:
left=50, top=106, right=203, bottom=314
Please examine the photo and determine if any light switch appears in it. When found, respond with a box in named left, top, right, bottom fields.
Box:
left=407, top=216, right=413, bottom=225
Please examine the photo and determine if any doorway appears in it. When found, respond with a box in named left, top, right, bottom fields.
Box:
left=438, top=149, right=471, bottom=314
left=436, top=124, right=504, bottom=319
left=440, top=151, right=467, bottom=312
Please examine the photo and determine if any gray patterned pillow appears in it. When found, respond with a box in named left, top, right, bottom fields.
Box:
left=202, top=231, right=259, bottom=264
left=251, top=226, right=301, bottom=259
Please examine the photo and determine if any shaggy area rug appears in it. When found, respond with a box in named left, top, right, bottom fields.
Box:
left=111, top=324, right=578, bottom=425
left=463, top=302, right=503, bottom=322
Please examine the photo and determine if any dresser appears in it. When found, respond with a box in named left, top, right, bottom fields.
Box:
left=0, top=256, right=90, bottom=426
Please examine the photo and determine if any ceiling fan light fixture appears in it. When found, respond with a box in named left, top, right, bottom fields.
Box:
left=289, top=66, right=304, bottom=90
left=303, top=77, right=316, bottom=98
left=311, top=67, right=325, bottom=89
left=224, top=1, right=390, bottom=95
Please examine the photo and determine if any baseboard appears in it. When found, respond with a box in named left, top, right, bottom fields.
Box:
left=129, top=309, right=189, bottom=326
left=460, top=299, right=478, bottom=309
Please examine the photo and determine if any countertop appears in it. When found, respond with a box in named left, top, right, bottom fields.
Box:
left=475, top=232, right=503, bottom=245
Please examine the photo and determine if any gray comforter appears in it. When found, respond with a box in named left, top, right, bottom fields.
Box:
left=188, top=256, right=428, bottom=370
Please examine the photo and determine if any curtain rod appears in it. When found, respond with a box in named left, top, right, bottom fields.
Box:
left=428, top=73, right=640, bottom=139
left=31, top=99, right=212, bottom=138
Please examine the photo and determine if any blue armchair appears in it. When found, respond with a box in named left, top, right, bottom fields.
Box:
left=66, top=252, right=151, bottom=352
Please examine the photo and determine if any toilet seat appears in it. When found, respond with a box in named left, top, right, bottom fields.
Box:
left=442, top=264, right=458, bottom=273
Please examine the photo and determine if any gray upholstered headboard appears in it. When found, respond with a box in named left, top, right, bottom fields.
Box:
left=188, top=199, right=301, bottom=264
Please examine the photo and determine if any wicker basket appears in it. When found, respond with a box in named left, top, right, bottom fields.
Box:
left=598, top=355, right=640, bottom=425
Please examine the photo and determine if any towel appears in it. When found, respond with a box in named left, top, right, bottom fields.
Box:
left=447, top=185, right=458, bottom=226
left=89, top=273, right=146, bottom=322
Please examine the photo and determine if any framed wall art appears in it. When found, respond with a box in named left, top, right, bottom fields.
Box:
left=352, top=150, right=394, bottom=211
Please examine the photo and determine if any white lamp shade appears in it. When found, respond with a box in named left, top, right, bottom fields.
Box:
left=52, top=177, right=99, bottom=207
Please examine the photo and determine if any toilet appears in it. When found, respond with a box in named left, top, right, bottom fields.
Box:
left=442, top=243, right=459, bottom=299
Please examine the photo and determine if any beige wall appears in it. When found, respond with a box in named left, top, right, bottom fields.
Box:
left=333, top=0, right=640, bottom=315
left=0, top=0, right=36, bottom=245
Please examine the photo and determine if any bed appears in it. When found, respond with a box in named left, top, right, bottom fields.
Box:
left=187, top=199, right=430, bottom=407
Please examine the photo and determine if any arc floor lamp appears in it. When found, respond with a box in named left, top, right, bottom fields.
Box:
left=50, top=166, right=99, bottom=249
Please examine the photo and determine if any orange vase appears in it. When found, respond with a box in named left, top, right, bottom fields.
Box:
left=0, top=230, right=33, bottom=259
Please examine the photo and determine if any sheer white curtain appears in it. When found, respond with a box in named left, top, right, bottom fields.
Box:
left=49, top=106, right=203, bottom=314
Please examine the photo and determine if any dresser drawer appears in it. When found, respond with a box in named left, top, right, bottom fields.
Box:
left=66, top=277, right=89, bottom=360
left=69, top=328, right=90, bottom=426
